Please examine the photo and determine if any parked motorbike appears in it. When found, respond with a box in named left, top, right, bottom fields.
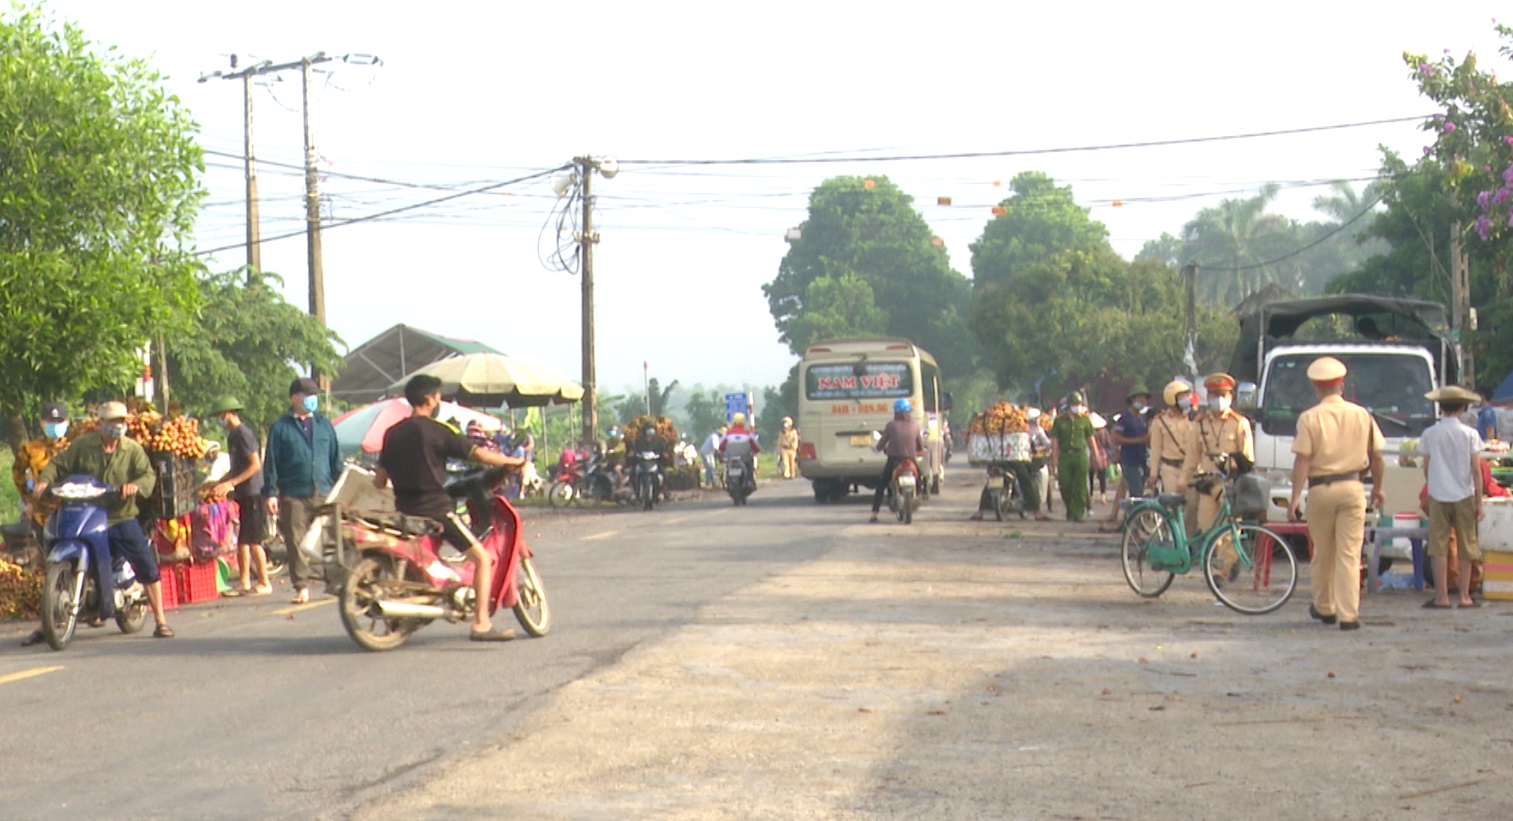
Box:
left=726, top=456, right=755, bottom=506
left=38, top=476, right=151, bottom=650
left=886, top=459, right=922, bottom=524
left=334, top=465, right=549, bottom=652
left=632, top=450, right=663, bottom=511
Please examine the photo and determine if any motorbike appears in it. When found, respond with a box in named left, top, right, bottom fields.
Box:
left=333, top=465, right=549, bottom=652
left=632, top=450, right=663, bottom=511
left=886, top=458, right=922, bottom=524
left=38, top=476, right=151, bottom=650
left=546, top=451, right=587, bottom=509
left=725, top=455, right=755, bottom=506
left=982, top=464, right=1026, bottom=521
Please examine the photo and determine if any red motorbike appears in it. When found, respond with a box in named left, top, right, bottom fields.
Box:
left=333, top=466, right=549, bottom=651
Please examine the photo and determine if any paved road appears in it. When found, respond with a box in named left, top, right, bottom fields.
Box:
left=0, top=479, right=844, bottom=819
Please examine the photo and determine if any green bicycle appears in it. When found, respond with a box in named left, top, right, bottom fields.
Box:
left=1120, top=470, right=1298, bottom=615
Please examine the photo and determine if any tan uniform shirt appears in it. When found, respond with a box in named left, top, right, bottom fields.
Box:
left=778, top=428, right=799, bottom=451
left=1147, top=412, right=1192, bottom=470
left=1292, top=394, right=1382, bottom=476
left=1181, top=410, right=1254, bottom=478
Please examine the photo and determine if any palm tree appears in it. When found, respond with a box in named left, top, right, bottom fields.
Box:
left=1182, top=184, right=1287, bottom=306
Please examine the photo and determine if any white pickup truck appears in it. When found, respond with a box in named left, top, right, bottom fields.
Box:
left=1230, top=294, right=1456, bottom=531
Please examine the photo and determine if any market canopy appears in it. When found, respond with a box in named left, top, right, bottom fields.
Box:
left=388, top=352, right=583, bottom=408
left=332, top=397, right=503, bottom=456
left=330, top=324, right=506, bottom=404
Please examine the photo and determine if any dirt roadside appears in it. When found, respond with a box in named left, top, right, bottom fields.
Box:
left=356, top=479, right=1513, bottom=820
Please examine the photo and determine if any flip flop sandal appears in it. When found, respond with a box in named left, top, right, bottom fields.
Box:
left=469, top=628, right=516, bottom=642
left=251, top=585, right=273, bottom=596
left=1422, top=599, right=1453, bottom=609
left=222, top=588, right=252, bottom=598
left=290, top=589, right=310, bottom=604
left=85, top=617, right=106, bottom=628
left=153, top=624, right=175, bottom=638
left=1460, top=600, right=1482, bottom=608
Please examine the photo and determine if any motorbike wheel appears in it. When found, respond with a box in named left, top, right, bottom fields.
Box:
left=900, top=488, right=914, bottom=524
left=115, top=597, right=148, bottom=635
left=547, top=480, right=576, bottom=509
left=339, top=556, right=421, bottom=652
left=512, top=556, right=551, bottom=636
left=41, top=562, right=81, bottom=651
left=990, top=489, right=1005, bottom=522
left=641, top=476, right=655, bottom=511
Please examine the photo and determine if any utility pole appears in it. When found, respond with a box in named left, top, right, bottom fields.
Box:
left=197, top=51, right=380, bottom=337
left=302, top=57, right=326, bottom=336
left=1181, top=261, right=1199, bottom=380
left=242, top=66, right=261, bottom=277
left=1450, top=221, right=1475, bottom=387
left=578, top=155, right=599, bottom=445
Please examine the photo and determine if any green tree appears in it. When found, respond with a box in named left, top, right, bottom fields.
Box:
left=165, top=269, right=344, bottom=428
left=0, top=6, right=204, bottom=443
left=764, top=175, right=974, bottom=368
left=969, top=171, right=1112, bottom=291
left=1180, top=184, right=1296, bottom=306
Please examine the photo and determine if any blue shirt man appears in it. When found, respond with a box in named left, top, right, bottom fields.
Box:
left=1112, top=387, right=1153, bottom=497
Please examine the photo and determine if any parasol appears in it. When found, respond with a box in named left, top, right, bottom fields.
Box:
left=388, top=352, right=584, bottom=407
left=332, top=397, right=503, bottom=455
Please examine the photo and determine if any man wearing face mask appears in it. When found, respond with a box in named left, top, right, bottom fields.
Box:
left=1177, top=374, right=1254, bottom=574
left=1148, top=380, right=1200, bottom=534
left=14, top=403, right=71, bottom=646
left=34, top=401, right=174, bottom=638
left=1051, top=392, right=1098, bottom=522
left=262, top=377, right=342, bottom=604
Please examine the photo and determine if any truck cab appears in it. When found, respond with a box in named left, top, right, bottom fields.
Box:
left=1230, top=294, right=1455, bottom=519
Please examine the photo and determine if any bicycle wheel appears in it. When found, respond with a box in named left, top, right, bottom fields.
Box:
left=1120, top=505, right=1176, bottom=598
left=1204, top=523, right=1298, bottom=615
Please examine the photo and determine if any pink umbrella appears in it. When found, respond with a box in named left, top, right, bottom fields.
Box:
left=333, top=398, right=503, bottom=455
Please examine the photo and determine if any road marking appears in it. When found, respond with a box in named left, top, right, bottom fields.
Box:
left=582, top=530, right=619, bottom=541
left=269, top=598, right=336, bottom=616
left=663, top=517, right=688, bottom=525
left=0, top=666, right=63, bottom=686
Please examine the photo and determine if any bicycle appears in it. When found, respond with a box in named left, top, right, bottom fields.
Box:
left=1119, top=462, right=1298, bottom=615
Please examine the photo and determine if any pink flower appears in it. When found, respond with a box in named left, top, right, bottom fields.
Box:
left=1504, top=135, right=1513, bottom=146
left=1504, top=165, right=1513, bottom=186
left=1478, top=190, right=1492, bottom=211
left=1477, top=215, right=1492, bottom=240
left=1420, top=64, right=1436, bottom=75
left=1495, top=188, right=1512, bottom=206
left=1443, top=121, right=1458, bottom=133
left=1424, top=146, right=1433, bottom=155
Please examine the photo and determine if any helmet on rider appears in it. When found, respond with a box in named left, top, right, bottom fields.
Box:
left=893, top=398, right=912, bottom=414
left=731, top=412, right=747, bottom=426
left=644, top=426, right=656, bottom=438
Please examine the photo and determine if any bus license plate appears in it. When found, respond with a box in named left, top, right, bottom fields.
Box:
left=849, top=435, right=872, bottom=447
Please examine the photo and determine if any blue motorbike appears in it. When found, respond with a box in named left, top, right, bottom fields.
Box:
left=40, top=476, right=151, bottom=651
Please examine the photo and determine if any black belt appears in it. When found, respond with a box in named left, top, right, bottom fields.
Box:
left=1159, top=457, right=1183, bottom=467
left=1308, top=472, right=1364, bottom=488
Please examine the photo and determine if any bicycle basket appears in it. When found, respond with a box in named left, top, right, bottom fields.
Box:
left=1231, top=474, right=1271, bottom=518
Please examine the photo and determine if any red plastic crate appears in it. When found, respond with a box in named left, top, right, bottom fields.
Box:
left=157, top=564, right=180, bottom=610
left=176, top=561, right=219, bottom=605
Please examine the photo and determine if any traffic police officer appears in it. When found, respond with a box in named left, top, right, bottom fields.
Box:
left=1148, top=379, right=1197, bottom=532
left=1287, top=356, right=1385, bottom=631
left=1177, top=373, right=1254, bottom=570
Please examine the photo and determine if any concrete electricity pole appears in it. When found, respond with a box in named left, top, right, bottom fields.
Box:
left=199, top=54, right=275, bottom=280
left=302, top=56, right=327, bottom=332
left=578, top=155, right=599, bottom=446
left=1450, top=220, right=1475, bottom=387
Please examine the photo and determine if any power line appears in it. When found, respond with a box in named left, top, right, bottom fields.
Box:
left=620, top=115, right=1429, bottom=166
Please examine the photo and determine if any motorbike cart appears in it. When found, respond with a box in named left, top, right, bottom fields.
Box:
left=330, top=465, right=549, bottom=652
left=982, top=463, right=1027, bottom=521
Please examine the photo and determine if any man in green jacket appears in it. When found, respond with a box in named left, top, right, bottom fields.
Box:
left=262, top=378, right=343, bottom=604
left=35, top=401, right=174, bottom=638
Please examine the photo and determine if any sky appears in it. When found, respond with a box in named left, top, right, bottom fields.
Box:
left=43, top=1, right=1509, bottom=398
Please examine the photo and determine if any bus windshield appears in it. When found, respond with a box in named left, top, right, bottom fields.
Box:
left=804, top=362, right=913, bottom=401
left=1259, top=352, right=1436, bottom=437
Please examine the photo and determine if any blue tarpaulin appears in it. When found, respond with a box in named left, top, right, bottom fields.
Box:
left=1493, top=370, right=1513, bottom=402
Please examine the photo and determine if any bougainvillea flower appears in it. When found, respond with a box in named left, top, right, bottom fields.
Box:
left=1477, top=215, right=1492, bottom=240
left=1495, top=188, right=1512, bottom=206
left=1478, top=190, right=1492, bottom=211
left=1443, top=121, right=1458, bottom=133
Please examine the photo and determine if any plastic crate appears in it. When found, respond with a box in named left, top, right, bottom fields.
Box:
left=1482, top=550, right=1513, bottom=601
left=175, top=560, right=219, bottom=605
left=157, top=564, right=180, bottom=610
left=150, top=455, right=199, bottom=520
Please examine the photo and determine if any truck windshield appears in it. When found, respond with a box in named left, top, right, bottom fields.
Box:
left=1259, top=353, right=1436, bottom=437
left=804, top=362, right=913, bottom=400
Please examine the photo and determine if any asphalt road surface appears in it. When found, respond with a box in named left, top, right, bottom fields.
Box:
left=0, top=479, right=842, bottom=819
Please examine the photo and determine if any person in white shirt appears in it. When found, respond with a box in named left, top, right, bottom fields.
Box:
left=1420, top=385, right=1486, bottom=609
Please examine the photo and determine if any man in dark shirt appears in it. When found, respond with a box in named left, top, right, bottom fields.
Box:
left=1112, top=386, right=1153, bottom=498
left=208, top=396, right=272, bottom=596
left=373, top=375, right=522, bottom=642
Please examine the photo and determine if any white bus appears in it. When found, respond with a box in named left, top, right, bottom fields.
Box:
left=795, top=338, right=946, bottom=504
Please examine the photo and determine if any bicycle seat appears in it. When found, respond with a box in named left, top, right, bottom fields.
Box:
left=1157, top=493, right=1188, bottom=509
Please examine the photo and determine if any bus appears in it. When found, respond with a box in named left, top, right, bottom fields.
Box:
left=795, top=338, right=946, bottom=504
